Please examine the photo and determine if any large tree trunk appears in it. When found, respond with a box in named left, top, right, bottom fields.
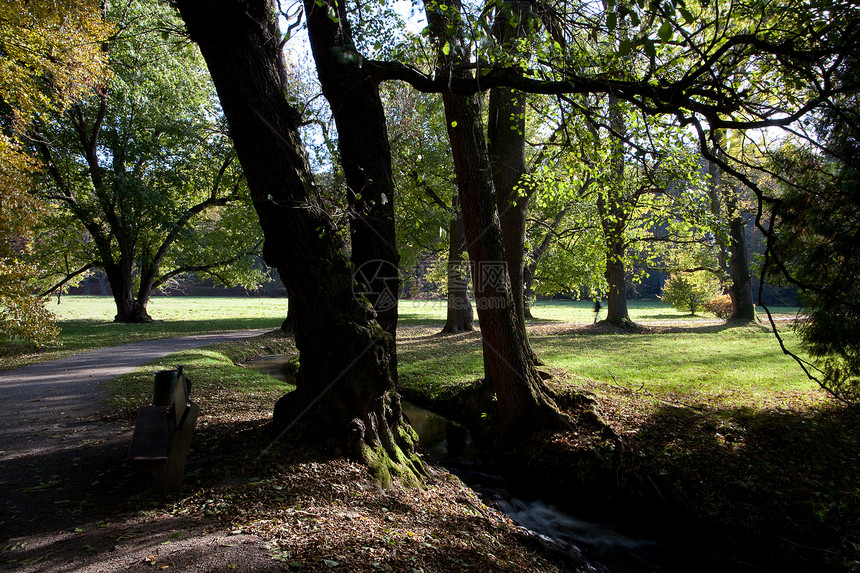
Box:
left=106, top=259, right=152, bottom=323
left=441, top=193, right=474, bottom=333
left=709, top=135, right=756, bottom=322
left=425, top=0, right=563, bottom=441
left=177, top=0, right=421, bottom=485
left=603, top=238, right=632, bottom=327
left=304, top=0, right=400, bottom=338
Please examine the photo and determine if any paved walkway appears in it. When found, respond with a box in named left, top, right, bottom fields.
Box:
left=0, top=330, right=268, bottom=459
left=0, top=330, right=269, bottom=539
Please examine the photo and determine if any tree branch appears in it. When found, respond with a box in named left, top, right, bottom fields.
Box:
left=150, top=243, right=262, bottom=291
left=39, top=263, right=96, bottom=297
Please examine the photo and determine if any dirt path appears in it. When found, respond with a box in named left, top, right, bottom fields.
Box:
left=0, top=330, right=285, bottom=572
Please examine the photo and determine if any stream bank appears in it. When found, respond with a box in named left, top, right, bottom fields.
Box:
left=246, top=354, right=737, bottom=572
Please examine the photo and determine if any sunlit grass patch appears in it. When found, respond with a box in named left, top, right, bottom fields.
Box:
left=534, top=324, right=821, bottom=405
left=397, top=322, right=824, bottom=410
left=397, top=327, right=484, bottom=399
left=107, top=332, right=296, bottom=424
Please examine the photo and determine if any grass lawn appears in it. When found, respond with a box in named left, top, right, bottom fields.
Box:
left=398, top=321, right=819, bottom=406
left=1, top=296, right=288, bottom=371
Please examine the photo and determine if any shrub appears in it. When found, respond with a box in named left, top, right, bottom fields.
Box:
left=703, top=294, right=734, bottom=319
left=660, top=273, right=721, bottom=315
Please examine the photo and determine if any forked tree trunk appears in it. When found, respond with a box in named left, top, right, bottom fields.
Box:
left=442, top=194, right=474, bottom=333
left=106, top=260, right=152, bottom=323
left=304, top=0, right=400, bottom=338
left=177, top=0, right=421, bottom=485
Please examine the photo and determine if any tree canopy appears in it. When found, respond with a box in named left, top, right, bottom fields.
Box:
left=0, top=0, right=109, bottom=345
left=29, top=0, right=264, bottom=323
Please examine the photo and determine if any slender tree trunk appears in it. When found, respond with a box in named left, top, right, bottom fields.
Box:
left=599, top=96, right=633, bottom=327
left=177, top=0, right=421, bottom=484
left=523, top=207, right=570, bottom=320
left=442, top=193, right=474, bottom=333
left=425, top=0, right=563, bottom=441
left=523, top=265, right=535, bottom=319
left=726, top=186, right=756, bottom=321
left=487, top=1, right=533, bottom=333
left=304, top=0, right=400, bottom=339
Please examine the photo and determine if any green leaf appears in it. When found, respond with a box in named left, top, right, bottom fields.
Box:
left=658, top=21, right=673, bottom=43
left=442, top=41, right=450, bottom=56
left=679, top=7, right=695, bottom=24
left=607, top=12, right=617, bottom=32
left=450, top=120, right=457, bottom=128
left=644, top=39, right=656, bottom=57
left=618, top=38, right=632, bottom=56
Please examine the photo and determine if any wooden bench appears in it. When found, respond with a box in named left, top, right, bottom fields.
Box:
left=127, top=366, right=199, bottom=494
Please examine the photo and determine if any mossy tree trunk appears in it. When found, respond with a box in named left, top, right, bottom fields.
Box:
left=176, top=0, right=421, bottom=485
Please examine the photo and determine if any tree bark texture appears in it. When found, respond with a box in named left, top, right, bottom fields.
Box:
left=599, top=96, right=633, bottom=327
left=176, top=0, right=421, bottom=483
left=304, top=0, right=400, bottom=338
left=709, top=134, right=756, bottom=322
left=726, top=186, right=757, bottom=321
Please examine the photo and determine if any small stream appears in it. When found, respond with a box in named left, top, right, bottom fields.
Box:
left=399, top=401, right=676, bottom=572
left=246, top=355, right=712, bottom=572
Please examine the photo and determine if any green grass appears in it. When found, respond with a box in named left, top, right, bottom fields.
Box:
left=1, top=296, right=288, bottom=371
left=49, top=295, right=289, bottom=322
left=397, top=298, right=801, bottom=325
left=397, top=322, right=821, bottom=407
left=106, top=330, right=296, bottom=423
left=5, top=296, right=808, bottom=405
left=535, top=324, right=818, bottom=403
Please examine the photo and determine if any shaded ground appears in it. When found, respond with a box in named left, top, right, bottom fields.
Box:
left=0, top=332, right=589, bottom=572
left=3, top=323, right=856, bottom=572
left=0, top=331, right=293, bottom=571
